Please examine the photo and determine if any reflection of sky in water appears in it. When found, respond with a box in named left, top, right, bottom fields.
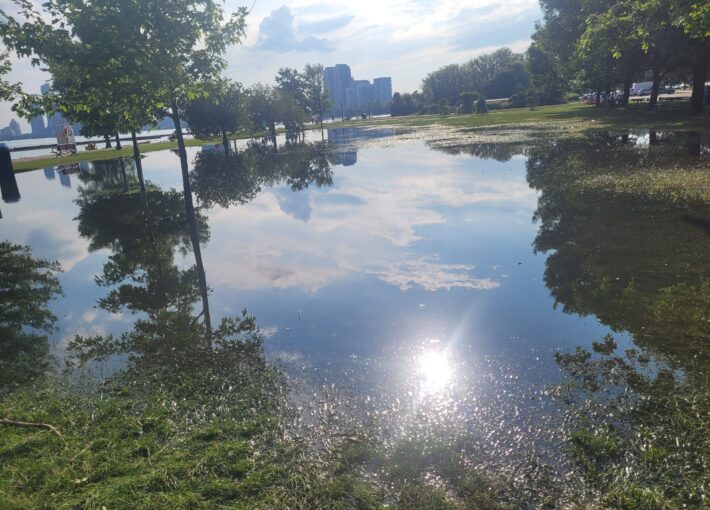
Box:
left=1, top=136, right=623, bottom=388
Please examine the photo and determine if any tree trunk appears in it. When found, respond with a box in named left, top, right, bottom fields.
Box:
left=649, top=130, right=658, bottom=146
left=649, top=67, right=661, bottom=108
left=187, top=211, right=212, bottom=341
left=170, top=98, right=193, bottom=220
left=119, top=157, right=128, bottom=191
left=622, top=76, right=632, bottom=106
left=689, top=49, right=708, bottom=114
left=114, top=133, right=122, bottom=150
left=104, top=135, right=112, bottom=149
left=170, top=97, right=212, bottom=339
left=221, top=128, right=229, bottom=154
left=131, top=130, right=145, bottom=193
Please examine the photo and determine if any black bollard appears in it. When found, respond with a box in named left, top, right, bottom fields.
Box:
left=0, top=143, right=20, bottom=203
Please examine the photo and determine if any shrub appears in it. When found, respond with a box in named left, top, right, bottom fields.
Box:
left=476, top=98, right=488, bottom=114
left=459, top=92, right=479, bottom=114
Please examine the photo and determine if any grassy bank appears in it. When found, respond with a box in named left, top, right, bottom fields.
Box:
left=12, top=102, right=708, bottom=172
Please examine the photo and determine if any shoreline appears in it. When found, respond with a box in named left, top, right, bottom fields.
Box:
left=11, top=102, right=709, bottom=172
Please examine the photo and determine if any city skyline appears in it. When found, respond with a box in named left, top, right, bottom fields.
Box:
left=323, top=64, right=392, bottom=116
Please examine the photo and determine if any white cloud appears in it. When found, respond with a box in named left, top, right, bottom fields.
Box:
left=252, top=5, right=335, bottom=52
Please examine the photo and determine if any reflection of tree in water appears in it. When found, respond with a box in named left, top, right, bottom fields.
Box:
left=69, top=152, right=285, bottom=430
left=531, top=132, right=710, bottom=508
left=190, top=141, right=335, bottom=209
left=0, top=242, right=62, bottom=387
left=76, top=158, right=142, bottom=195
left=427, top=140, right=528, bottom=162
left=75, top=178, right=209, bottom=318
left=528, top=133, right=710, bottom=368
left=70, top=141, right=336, bottom=374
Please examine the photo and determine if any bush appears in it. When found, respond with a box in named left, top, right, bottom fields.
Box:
left=564, top=92, right=580, bottom=102
left=476, top=98, right=488, bottom=114
left=459, top=92, right=479, bottom=114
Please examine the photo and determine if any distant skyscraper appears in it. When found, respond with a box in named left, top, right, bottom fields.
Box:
left=323, top=65, right=392, bottom=116
left=324, top=64, right=354, bottom=116
left=30, top=114, right=46, bottom=137
left=40, top=83, right=79, bottom=137
left=373, top=77, right=393, bottom=105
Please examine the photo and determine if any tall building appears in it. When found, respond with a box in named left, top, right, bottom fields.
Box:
left=40, top=83, right=79, bottom=137
left=324, top=64, right=354, bottom=116
left=323, top=65, right=392, bottom=116
left=30, top=114, right=46, bottom=137
left=373, top=77, right=393, bottom=105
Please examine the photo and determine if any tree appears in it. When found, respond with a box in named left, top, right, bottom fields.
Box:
left=0, top=242, right=62, bottom=387
left=526, top=38, right=566, bottom=105
left=670, top=0, right=710, bottom=112
left=476, top=98, right=488, bottom=114
left=1, top=0, right=248, bottom=214
left=246, top=84, right=305, bottom=145
left=185, top=79, right=243, bottom=153
left=303, top=63, right=332, bottom=138
left=1, top=3, right=158, bottom=156
left=421, top=49, right=527, bottom=105
left=0, top=51, right=21, bottom=103
left=483, top=61, right=530, bottom=99
left=275, top=67, right=307, bottom=111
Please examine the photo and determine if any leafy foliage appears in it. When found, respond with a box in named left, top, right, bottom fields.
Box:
left=0, top=242, right=62, bottom=388
left=185, top=79, right=244, bottom=151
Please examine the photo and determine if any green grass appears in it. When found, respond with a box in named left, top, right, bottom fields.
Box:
left=341, top=102, right=708, bottom=131
left=0, top=380, right=511, bottom=509
left=12, top=102, right=708, bottom=172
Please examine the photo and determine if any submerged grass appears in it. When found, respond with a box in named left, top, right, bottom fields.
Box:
left=578, top=165, right=710, bottom=203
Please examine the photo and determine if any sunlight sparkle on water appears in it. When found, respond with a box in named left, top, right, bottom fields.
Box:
left=417, top=349, right=453, bottom=394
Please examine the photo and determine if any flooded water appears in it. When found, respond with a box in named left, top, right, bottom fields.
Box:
left=1, top=126, right=708, bottom=506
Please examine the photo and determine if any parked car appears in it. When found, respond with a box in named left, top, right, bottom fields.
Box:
left=659, top=85, right=675, bottom=94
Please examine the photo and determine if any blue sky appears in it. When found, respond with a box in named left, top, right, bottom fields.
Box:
left=1, top=0, right=542, bottom=130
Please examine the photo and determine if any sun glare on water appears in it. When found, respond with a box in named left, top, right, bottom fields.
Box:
left=417, top=349, right=453, bottom=394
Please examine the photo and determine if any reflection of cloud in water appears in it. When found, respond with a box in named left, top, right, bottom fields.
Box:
left=354, top=256, right=499, bottom=291
left=275, top=188, right=313, bottom=221
left=204, top=143, right=530, bottom=292
left=24, top=220, right=91, bottom=271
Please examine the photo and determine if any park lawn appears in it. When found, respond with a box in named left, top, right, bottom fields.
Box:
left=339, top=101, right=709, bottom=131
left=11, top=102, right=708, bottom=172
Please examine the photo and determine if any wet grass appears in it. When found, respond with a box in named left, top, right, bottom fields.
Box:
left=340, top=102, right=709, bottom=132
left=0, top=379, right=513, bottom=509
left=578, top=165, right=710, bottom=203
left=555, top=339, right=709, bottom=509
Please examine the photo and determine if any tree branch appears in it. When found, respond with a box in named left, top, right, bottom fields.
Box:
left=0, top=418, right=63, bottom=437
